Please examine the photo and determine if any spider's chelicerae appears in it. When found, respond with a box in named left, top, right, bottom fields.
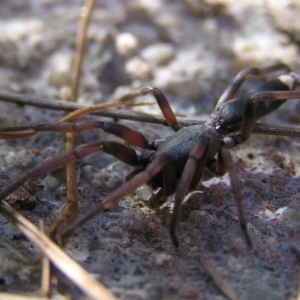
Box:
left=1, top=63, right=300, bottom=248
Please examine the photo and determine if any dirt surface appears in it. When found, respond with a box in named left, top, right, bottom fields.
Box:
left=0, top=0, right=300, bottom=299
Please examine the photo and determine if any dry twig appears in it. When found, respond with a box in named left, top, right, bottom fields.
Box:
left=198, top=255, right=243, bottom=300
left=65, top=0, right=95, bottom=235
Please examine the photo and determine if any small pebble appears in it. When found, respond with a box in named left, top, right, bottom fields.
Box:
left=123, top=208, right=146, bottom=233
left=136, top=0, right=164, bottom=13
left=154, top=252, right=174, bottom=267
left=135, top=185, right=153, bottom=201
left=4, top=150, right=33, bottom=168
left=44, top=51, right=73, bottom=86
left=115, top=32, right=139, bottom=57
left=140, top=43, right=175, bottom=65
left=92, top=168, right=120, bottom=189
left=125, top=56, right=152, bottom=79
left=164, top=73, right=202, bottom=99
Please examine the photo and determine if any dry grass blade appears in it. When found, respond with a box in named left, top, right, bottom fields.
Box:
left=50, top=0, right=95, bottom=239
left=0, top=201, right=117, bottom=300
left=71, top=0, right=95, bottom=103
left=40, top=220, right=51, bottom=298
left=65, top=0, right=95, bottom=230
left=0, top=131, right=36, bottom=139
left=56, top=101, right=151, bottom=122
left=198, top=255, right=244, bottom=300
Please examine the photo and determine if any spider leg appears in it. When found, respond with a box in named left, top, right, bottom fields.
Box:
left=170, top=137, right=209, bottom=247
left=239, top=90, right=300, bottom=142
left=1, top=121, right=169, bottom=152
left=125, top=166, right=145, bottom=181
left=215, top=63, right=290, bottom=110
left=206, top=150, right=227, bottom=176
left=147, top=188, right=165, bottom=208
left=119, top=86, right=181, bottom=131
left=1, top=121, right=152, bottom=149
left=61, top=155, right=169, bottom=241
left=147, top=160, right=177, bottom=209
left=0, top=141, right=143, bottom=201
left=220, top=148, right=252, bottom=249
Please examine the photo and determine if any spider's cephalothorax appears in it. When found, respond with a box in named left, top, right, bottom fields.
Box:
left=1, top=64, right=300, bottom=248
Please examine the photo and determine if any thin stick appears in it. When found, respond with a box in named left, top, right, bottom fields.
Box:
left=66, top=0, right=95, bottom=231
left=71, top=0, right=94, bottom=102
left=0, top=90, right=200, bottom=125
left=0, top=101, right=151, bottom=139
left=198, top=255, right=244, bottom=300
left=2, top=90, right=300, bottom=136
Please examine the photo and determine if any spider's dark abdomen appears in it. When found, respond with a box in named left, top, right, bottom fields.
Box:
left=153, top=125, right=221, bottom=175
left=218, top=78, right=291, bottom=129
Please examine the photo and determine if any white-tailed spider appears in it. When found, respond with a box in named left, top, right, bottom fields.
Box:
left=1, top=63, right=300, bottom=248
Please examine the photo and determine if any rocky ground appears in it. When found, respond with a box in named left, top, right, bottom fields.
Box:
left=0, top=0, right=300, bottom=299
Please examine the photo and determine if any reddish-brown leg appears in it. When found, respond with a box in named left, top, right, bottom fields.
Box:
left=206, top=150, right=227, bottom=176
left=0, top=141, right=143, bottom=202
left=61, top=155, right=169, bottom=241
left=120, top=86, right=181, bottom=131
left=215, top=63, right=290, bottom=110
left=220, top=148, right=252, bottom=249
left=238, top=90, right=300, bottom=142
left=170, top=137, right=209, bottom=247
left=147, top=160, right=177, bottom=209
left=1, top=121, right=153, bottom=149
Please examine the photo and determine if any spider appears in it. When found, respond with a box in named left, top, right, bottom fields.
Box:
left=0, top=63, right=300, bottom=248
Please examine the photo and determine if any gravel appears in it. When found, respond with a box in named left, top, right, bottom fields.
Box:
left=0, top=0, right=300, bottom=299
